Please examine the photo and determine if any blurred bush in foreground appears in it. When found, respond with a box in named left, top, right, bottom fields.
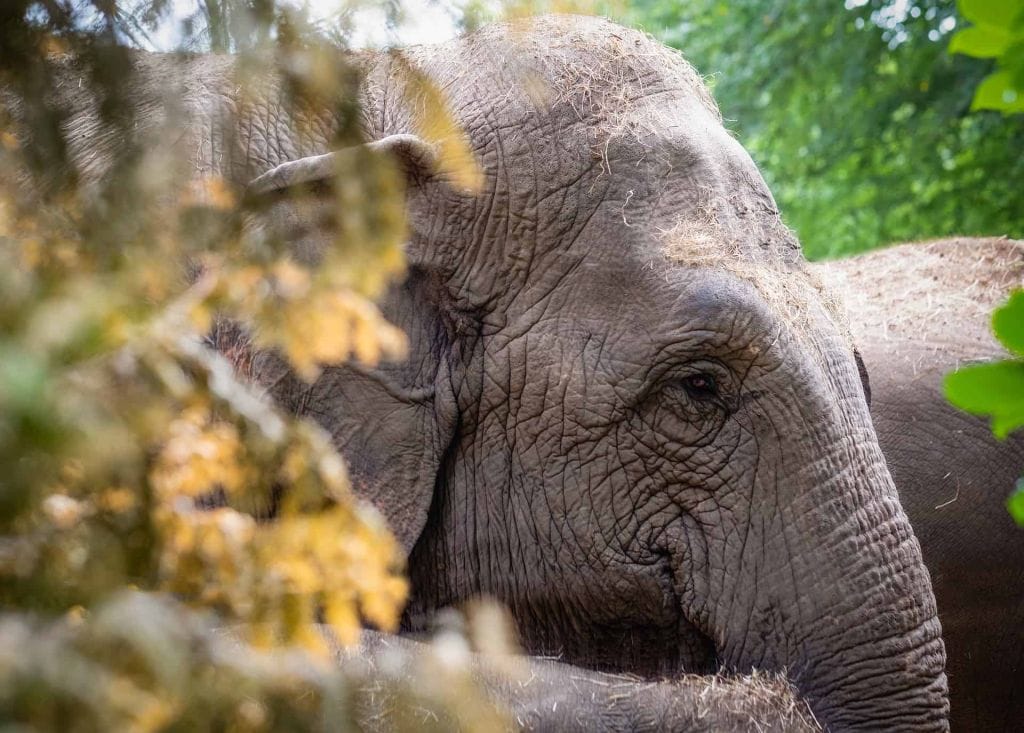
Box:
left=0, top=1, right=502, bottom=729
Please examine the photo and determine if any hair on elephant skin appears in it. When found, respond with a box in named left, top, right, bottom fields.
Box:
left=15, top=15, right=951, bottom=731
left=815, top=237, right=1024, bottom=733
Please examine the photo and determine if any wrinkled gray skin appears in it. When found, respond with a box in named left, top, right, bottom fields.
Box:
left=815, top=238, right=1024, bottom=732
left=35, top=16, right=948, bottom=730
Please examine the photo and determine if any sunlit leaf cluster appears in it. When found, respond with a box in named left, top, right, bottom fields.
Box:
left=0, top=1, right=497, bottom=729
left=0, top=45, right=406, bottom=644
left=949, top=0, right=1024, bottom=112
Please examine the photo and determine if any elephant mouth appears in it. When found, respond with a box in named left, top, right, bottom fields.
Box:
left=653, top=550, right=720, bottom=677
left=500, top=552, right=720, bottom=679
left=671, top=615, right=719, bottom=676
left=579, top=553, right=719, bottom=678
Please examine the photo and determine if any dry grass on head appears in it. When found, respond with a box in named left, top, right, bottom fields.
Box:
left=454, top=15, right=720, bottom=169
left=659, top=212, right=853, bottom=352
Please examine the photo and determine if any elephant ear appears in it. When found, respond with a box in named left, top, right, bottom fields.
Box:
left=247, top=134, right=441, bottom=196
left=854, top=348, right=871, bottom=406
left=241, top=134, right=463, bottom=555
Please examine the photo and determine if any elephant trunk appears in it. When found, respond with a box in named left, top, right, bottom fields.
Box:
left=794, top=465, right=946, bottom=730
left=802, top=629, right=948, bottom=731
left=699, top=435, right=949, bottom=731
left=792, top=491, right=949, bottom=731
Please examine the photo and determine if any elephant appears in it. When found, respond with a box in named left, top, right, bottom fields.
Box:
left=814, top=237, right=1024, bottom=732
left=12, top=15, right=949, bottom=730
left=350, top=236, right=1023, bottom=731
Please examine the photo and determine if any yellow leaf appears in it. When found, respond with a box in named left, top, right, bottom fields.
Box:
left=182, top=176, right=237, bottom=210
left=150, top=406, right=249, bottom=499
left=360, top=577, right=408, bottom=631
left=392, top=55, right=484, bottom=193
left=294, top=622, right=331, bottom=660
left=272, top=259, right=311, bottom=298
left=41, top=494, right=88, bottom=530
left=323, top=597, right=360, bottom=646
left=38, top=35, right=70, bottom=56
left=96, top=486, right=138, bottom=514
left=18, top=238, right=42, bottom=269
left=64, top=605, right=87, bottom=626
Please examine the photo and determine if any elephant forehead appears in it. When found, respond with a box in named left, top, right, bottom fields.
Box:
left=397, top=15, right=720, bottom=160
left=500, top=15, right=720, bottom=136
left=390, top=18, right=783, bottom=224
left=662, top=257, right=852, bottom=355
left=510, top=253, right=848, bottom=364
left=462, top=20, right=799, bottom=258
left=391, top=17, right=826, bottom=321
left=435, top=15, right=720, bottom=120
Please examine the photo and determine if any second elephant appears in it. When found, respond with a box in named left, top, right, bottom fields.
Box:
left=815, top=237, right=1024, bottom=732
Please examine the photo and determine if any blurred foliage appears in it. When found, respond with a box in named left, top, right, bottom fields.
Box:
left=944, top=289, right=1024, bottom=524
left=949, top=0, right=1024, bottom=112
left=2, top=592, right=355, bottom=731
left=1008, top=478, right=1024, bottom=525
left=122, top=0, right=379, bottom=51
left=943, top=1, right=1024, bottom=526
left=0, top=1, right=501, bottom=729
left=1, top=591, right=514, bottom=731
left=619, top=0, right=1024, bottom=259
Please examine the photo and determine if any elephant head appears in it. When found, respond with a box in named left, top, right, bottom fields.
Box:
left=236, top=17, right=948, bottom=731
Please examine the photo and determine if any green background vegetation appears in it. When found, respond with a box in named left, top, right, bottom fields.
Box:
left=620, top=0, right=1024, bottom=260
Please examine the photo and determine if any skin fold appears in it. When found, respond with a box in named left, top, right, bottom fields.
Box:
left=814, top=238, right=1024, bottom=733
left=17, top=16, right=950, bottom=730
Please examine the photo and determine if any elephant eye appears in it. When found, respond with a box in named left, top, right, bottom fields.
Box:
left=681, top=373, right=719, bottom=401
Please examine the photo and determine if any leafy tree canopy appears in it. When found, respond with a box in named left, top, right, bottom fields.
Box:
left=949, top=0, right=1024, bottom=112
left=620, top=0, right=1024, bottom=259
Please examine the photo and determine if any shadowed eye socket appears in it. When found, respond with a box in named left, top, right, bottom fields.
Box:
left=647, top=362, right=734, bottom=441
left=680, top=373, right=719, bottom=401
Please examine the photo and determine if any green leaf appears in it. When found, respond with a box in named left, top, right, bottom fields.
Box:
left=944, top=359, right=1024, bottom=438
left=949, top=26, right=1012, bottom=58
left=958, top=0, right=1024, bottom=28
left=971, top=70, right=1024, bottom=111
left=1007, top=478, right=1024, bottom=526
left=993, top=289, right=1024, bottom=356
left=1011, top=43, right=1024, bottom=87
